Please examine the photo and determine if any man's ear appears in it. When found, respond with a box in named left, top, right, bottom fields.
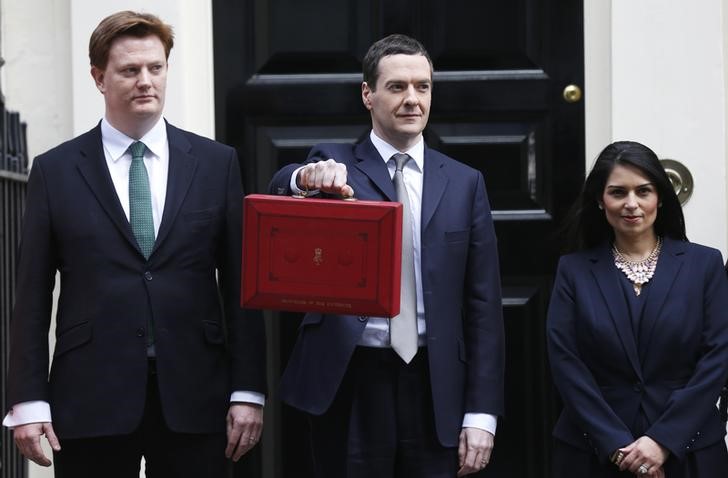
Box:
left=90, top=66, right=105, bottom=93
left=361, top=82, right=373, bottom=110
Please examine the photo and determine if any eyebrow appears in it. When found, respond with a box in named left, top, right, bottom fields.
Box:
left=384, top=78, right=432, bottom=85
left=118, top=59, right=164, bottom=68
left=605, top=182, right=654, bottom=189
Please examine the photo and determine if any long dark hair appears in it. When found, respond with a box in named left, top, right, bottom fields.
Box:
left=562, top=141, right=687, bottom=252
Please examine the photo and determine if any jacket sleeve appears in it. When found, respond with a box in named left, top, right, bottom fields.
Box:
left=645, top=249, right=728, bottom=459
left=547, top=256, right=635, bottom=461
left=267, top=144, right=336, bottom=196
left=221, top=148, right=267, bottom=395
left=463, top=171, right=505, bottom=416
left=7, top=158, right=57, bottom=409
left=268, top=163, right=303, bottom=196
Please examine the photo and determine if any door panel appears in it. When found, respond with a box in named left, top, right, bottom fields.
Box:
left=214, top=1, right=583, bottom=476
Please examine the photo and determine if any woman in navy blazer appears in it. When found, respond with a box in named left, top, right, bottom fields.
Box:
left=547, top=141, right=728, bottom=477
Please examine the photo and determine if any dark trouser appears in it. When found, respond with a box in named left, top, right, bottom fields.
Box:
left=53, top=360, right=228, bottom=478
left=308, top=346, right=458, bottom=478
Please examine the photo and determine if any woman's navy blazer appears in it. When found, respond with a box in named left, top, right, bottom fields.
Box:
left=547, top=237, right=728, bottom=463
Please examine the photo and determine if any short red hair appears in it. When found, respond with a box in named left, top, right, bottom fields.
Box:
left=89, top=11, right=174, bottom=69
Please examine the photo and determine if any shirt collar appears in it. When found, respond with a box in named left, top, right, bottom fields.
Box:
left=101, top=116, right=168, bottom=162
left=369, top=130, right=424, bottom=173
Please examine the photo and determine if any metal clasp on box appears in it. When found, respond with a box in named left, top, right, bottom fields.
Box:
left=291, top=188, right=357, bottom=201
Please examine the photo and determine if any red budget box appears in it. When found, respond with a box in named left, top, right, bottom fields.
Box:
left=241, top=194, right=402, bottom=317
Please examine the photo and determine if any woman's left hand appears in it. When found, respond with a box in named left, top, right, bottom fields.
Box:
left=617, top=436, right=669, bottom=476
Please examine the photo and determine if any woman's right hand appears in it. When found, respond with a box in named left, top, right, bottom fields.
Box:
left=616, top=436, right=669, bottom=476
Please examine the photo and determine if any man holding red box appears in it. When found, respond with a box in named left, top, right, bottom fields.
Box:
left=269, top=34, right=504, bottom=477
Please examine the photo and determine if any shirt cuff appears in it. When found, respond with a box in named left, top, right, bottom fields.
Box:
left=462, top=413, right=498, bottom=435
left=3, top=401, right=52, bottom=428
left=289, top=166, right=319, bottom=196
left=230, top=391, right=265, bottom=407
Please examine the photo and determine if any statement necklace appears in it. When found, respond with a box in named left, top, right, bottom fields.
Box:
left=612, top=237, right=662, bottom=296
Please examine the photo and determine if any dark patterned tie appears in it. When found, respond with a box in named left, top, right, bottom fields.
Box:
left=390, top=153, right=418, bottom=363
left=128, top=141, right=155, bottom=259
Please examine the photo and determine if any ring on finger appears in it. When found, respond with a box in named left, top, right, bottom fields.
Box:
left=638, top=464, right=649, bottom=475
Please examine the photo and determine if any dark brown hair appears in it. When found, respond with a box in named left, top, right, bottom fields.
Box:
left=89, top=11, right=174, bottom=69
left=362, top=34, right=432, bottom=90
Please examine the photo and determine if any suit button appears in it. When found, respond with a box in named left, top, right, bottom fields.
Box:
left=633, top=382, right=643, bottom=393
left=358, top=316, right=367, bottom=322
left=136, top=328, right=145, bottom=337
left=144, top=271, right=153, bottom=281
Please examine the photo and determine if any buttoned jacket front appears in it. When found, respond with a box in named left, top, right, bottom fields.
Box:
left=547, top=238, right=728, bottom=463
left=7, top=122, right=266, bottom=438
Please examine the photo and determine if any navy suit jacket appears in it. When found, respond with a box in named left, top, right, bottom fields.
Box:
left=547, top=238, right=728, bottom=463
left=7, top=122, right=266, bottom=439
left=268, top=137, right=505, bottom=447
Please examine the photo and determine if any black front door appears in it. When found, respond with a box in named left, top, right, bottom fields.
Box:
left=213, top=1, right=584, bottom=476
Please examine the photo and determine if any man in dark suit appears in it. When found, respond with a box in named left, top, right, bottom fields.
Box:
left=2, top=11, right=265, bottom=477
left=269, top=34, right=504, bottom=477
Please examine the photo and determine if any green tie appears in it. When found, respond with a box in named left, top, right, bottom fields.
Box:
left=129, top=141, right=156, bottom=351
left=128, top=141, right=155, bottom=259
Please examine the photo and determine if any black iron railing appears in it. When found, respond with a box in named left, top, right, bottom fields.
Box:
left=1, top=95, right=29, bottom=478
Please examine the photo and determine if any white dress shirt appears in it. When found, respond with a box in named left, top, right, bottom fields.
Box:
left=289, top=130, right=496, bottom=435
left=3, top=117, right=262, bottom=429
left=358, top=131, right=426, bottom=346
left=101, top=116, right=169, bottom=235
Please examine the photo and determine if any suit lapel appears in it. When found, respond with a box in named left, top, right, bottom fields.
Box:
left=638, top=237, right=685, bottom=362
left=421, top=147, right=447, bottom=232
left=352, top=140, right=448, bottom=231
left=590, top=244, right=643, bottom=379
left=353, top=139, right=396, bottom=201
left=154, top=123, right=197, bottom=254
left=76, top=125, right=140, bottom=251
